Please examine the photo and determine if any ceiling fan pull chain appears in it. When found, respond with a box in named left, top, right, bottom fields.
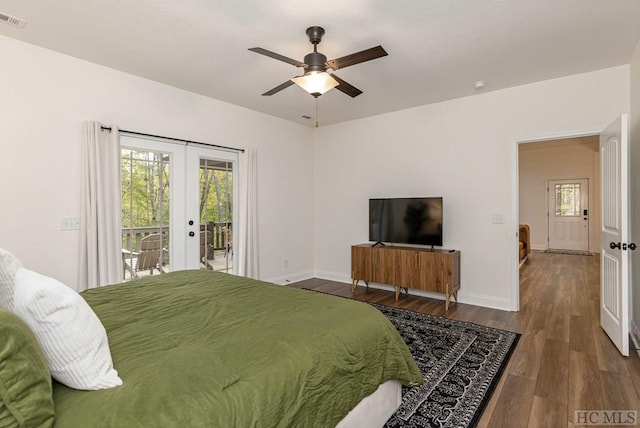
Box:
left=315, top=98, right=319, bottom=128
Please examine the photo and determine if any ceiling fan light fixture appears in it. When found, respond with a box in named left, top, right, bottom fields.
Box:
left=292, top=71, right=339, bottom=97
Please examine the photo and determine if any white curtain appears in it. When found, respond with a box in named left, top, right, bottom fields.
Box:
left=78, top=121, right=122, bottom=290
left=237, top=148, right=259, bottom=278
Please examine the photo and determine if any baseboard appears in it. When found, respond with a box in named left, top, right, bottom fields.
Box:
left=265, top=270, right=314, bottom=286
left=313, top=270, right=352, bottom=284
left=519, top=256, right=528, bottom=269
left=312, top=271, right=514, bottom=312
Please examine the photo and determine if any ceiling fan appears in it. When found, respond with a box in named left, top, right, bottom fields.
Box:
left=249, top=26, right=388, bottom=98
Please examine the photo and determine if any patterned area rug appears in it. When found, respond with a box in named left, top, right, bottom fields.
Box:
left=373, top=303, right=520, bottom=428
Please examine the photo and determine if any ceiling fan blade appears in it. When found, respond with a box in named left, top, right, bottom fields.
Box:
left=248, top=47, right=305, bottom=67
left=326, top=46, right=388, bottom=70
left=330, top=74, right=363, bottom=98
left=262, top=80, right=295, bottom=96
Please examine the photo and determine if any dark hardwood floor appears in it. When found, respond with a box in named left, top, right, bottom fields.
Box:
left=290, top=250, right=640, bottom=427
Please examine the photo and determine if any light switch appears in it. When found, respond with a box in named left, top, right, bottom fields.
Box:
left=60, top=217, right=80, bottom=231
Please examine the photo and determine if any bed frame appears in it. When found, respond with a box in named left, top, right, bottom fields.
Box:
left=337, top=380, right=402, bottom=427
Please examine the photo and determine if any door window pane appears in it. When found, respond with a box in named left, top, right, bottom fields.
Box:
left=199, top=159, right=233, bottom=273
left=121, top=149, right=170, bottom=280
left=554, top=183, right=581, bottom=217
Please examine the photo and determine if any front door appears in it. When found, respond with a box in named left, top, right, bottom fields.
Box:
left=548, top=179, right=589, bottom=251
left=600, top=114, right=630, bottom=356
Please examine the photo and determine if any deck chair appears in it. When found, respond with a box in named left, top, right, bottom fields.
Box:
left=122, top=233, right=165, bottom=279
left=222, top=226, right=233, bottom=257
left=200, top=230, right=214, bottom=269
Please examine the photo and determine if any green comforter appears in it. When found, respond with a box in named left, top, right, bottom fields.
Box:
left=52, top=271, right=422, bottom=427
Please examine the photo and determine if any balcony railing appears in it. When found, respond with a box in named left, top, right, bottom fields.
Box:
left=122, top=222, right=232, bottom=257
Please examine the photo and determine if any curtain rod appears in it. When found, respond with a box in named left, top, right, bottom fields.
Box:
left=100, top=126, right=245, bottom=153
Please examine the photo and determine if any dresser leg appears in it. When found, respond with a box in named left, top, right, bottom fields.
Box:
left=445, top=283, right=450, bottom=311
left=352, top=279, right=371, bottom=293
left=444, top=285, right=458, bottom=311
left=394, top=286, right=400, bottom=300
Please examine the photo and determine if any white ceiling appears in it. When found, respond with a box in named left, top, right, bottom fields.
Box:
left=1, top=1, right=639, bottom=127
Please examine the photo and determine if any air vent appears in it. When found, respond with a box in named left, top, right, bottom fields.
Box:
left=301, top=115, right=312, bottom=120
left=0, top=12, right=26, bottom=28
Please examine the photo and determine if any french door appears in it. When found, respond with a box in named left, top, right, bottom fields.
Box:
left=185, top=146, right=238, bottom=272
left=120, top=135, right=238, bottom=278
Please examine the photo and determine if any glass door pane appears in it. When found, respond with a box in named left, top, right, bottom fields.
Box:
left=199, top=158, right=233, bottom=273
left=121, top=149, right=171, bottom=280
left=554, top=183, right=581, bottom=216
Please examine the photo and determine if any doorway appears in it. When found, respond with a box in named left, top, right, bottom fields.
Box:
left=514, top=116, right=631, bottom=356
left=518, top=136, right=600, bottom=255
left=120, top=135, right=239, bottom=279
left=513, top=133, right=601, bottom=311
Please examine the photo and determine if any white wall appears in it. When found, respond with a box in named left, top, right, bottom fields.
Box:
left=1, top=33, right=634, bottom=312
left=0, top=35, right=314, bottom=290
left=313, top=66, right=630, bottom=310
left=519, top=137, right=600, bottom=253
left=630, top=41, right=640, bottom=331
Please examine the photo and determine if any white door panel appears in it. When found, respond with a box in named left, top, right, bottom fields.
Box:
left=600, top=114, right=629, bottom=356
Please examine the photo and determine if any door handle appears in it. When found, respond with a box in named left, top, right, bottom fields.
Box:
left=610, top=242, right=637, bottom=251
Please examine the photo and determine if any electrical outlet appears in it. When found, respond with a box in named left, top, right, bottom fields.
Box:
left=492, top=213, right=505, bottom=224
left=60, top=217, right=80, bottom=231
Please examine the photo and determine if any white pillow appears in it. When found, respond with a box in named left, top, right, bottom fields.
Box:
left=13, top=268, right=123, bottom=390
left=0, top=248, right=22, bottom=310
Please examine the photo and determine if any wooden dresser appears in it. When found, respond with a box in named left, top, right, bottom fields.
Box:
left=351, top=244, right=461, bottom=310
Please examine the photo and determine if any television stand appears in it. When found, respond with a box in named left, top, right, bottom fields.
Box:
left=372, top=241, right=386, bottom=248
left=351, top=243, right=460, bottom=310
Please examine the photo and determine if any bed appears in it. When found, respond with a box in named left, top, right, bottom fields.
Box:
left=2, top=268, right=423, bottom=427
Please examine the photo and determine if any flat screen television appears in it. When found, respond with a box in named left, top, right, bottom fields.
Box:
left=369, top=197, right=443, bottom=247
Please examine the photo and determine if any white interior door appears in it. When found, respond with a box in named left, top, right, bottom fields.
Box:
left=600, top=114, right=630, bottom=356
left=548, top=178, right=589, bottom=251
